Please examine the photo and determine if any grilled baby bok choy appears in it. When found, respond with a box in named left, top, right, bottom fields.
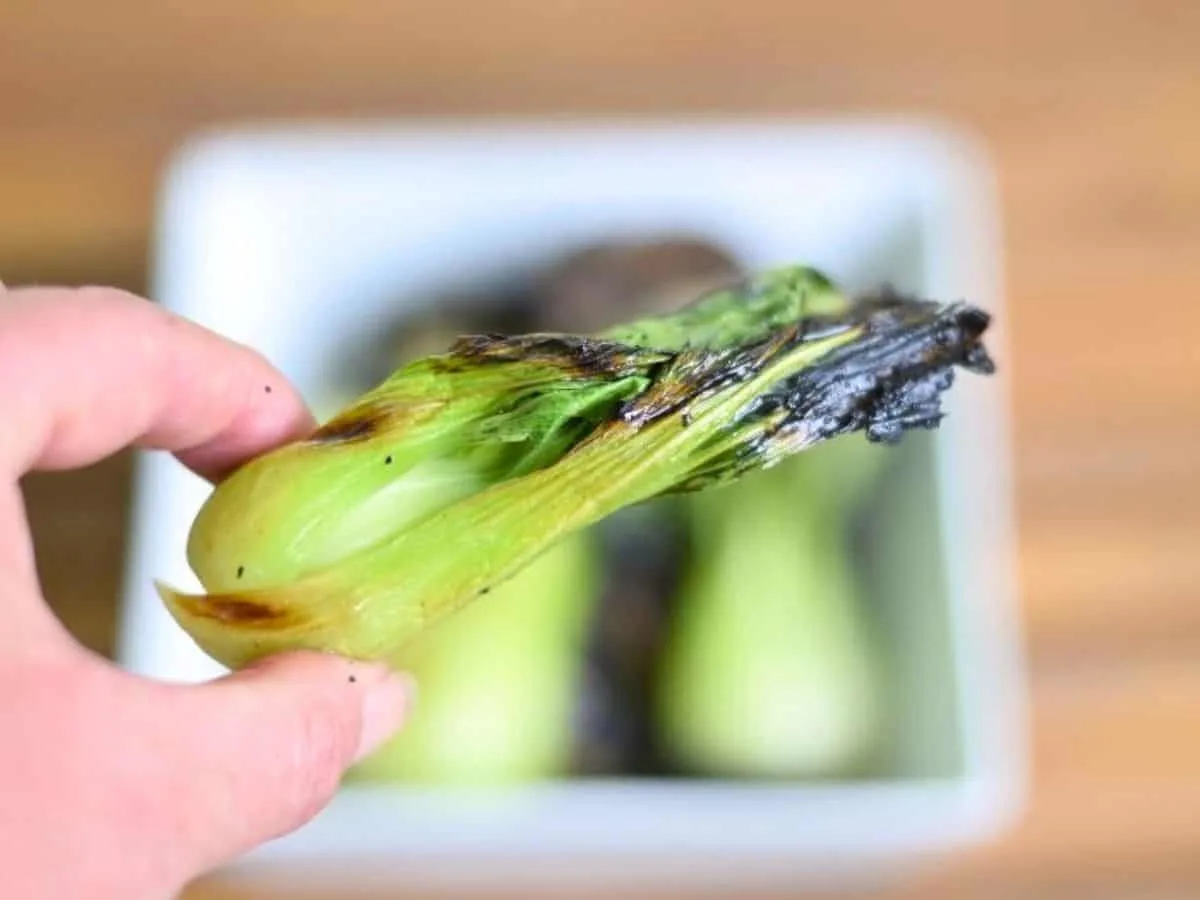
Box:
left=351, top=312, right=600, bottom=783
left=156, top=266, right=995, bottom=670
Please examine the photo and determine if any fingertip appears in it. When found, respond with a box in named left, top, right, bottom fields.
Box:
left=354, top=669, right=416, bottom=764
left=239, top=653, right=415, bottom=763
left=160, top=330, right=318, bottom=482
left=0, top=284, right=317, bottom=478
left=175, top=385, right=317, bottom=483
left=167, top=651, right=414, bottom=862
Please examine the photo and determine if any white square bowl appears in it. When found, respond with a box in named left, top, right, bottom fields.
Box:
left=116, top=118, right=1026, bottom=891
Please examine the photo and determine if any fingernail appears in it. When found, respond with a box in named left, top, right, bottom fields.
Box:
left=354, top=670, right=415, bottom=763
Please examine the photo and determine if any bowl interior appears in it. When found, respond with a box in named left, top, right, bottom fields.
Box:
left=118, top=124, right=1020, bottom=865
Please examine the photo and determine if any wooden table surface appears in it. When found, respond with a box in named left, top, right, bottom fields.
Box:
left=4, top=2, right=1199, bottom=897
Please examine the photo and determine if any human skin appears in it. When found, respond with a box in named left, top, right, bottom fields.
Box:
left=0, top=283, right=414, bottom=900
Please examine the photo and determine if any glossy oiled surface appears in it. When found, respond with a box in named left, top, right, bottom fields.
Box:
left=4, top=1, right=1200, bottom=897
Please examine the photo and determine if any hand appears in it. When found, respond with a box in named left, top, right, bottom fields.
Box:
left=0, top=284, right=413, bottom=900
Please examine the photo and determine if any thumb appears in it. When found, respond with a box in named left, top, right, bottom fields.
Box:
left=152, top=651, right=413, bottom=874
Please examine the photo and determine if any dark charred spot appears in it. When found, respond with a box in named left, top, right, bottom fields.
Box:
left=448, top=333, right=657, bottom=380
left=309, top=407, right=386, bottom=444
left=385, top=455, right=393, bottom=465
left=425, top=355, right=477, bottom=375
left=195, top=595, right=293, bottom=626
left=619, top=345, right=765, bottom=429
left=348, top=674, right=357, bottom=683
left=236, top=565, right=245, bottom=579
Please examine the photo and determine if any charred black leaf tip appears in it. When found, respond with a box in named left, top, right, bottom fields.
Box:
left=958, top=304, right=991, bottom=334
left=948, top=304, right=996, bottom=375
left=923, top=302, right=996, bottom=376
left=734, top=298, right=996, bottom=454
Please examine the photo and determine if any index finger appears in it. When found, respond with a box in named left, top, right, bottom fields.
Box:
left=0, top=286, right=316, bottom=482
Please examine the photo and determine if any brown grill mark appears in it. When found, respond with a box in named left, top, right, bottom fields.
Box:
left=183, top=593, right=294, bottom=627
left=309, top=406, right=386, bottom=444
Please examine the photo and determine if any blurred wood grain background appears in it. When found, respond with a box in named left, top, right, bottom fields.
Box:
left=3, top=1, right=1199, bottom=897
